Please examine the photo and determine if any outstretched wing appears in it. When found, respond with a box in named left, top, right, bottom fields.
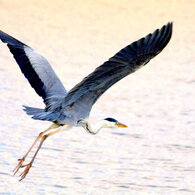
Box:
left=64, top=22, right=173, bottom=118
left=0, top=31, right=67, bottom=110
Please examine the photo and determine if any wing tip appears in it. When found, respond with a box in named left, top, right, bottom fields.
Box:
left=111, top=22, right=173, bottom=64
left=157, top=21, right=173, bottom=51
left=0, top=30, right=26, bottom=47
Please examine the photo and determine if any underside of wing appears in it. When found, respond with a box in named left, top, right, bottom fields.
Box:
left=63, top=22, right=172, bottom=118
left=0, top=30, right=67, bottom=110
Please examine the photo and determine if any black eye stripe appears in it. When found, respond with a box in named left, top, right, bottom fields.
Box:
left=104, top=118, right=117, bottom=122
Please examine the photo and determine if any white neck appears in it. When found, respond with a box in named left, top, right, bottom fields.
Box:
left=83, top=120, right=105, bottom=135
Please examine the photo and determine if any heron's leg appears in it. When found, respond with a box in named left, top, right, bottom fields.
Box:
left=18, top=125, right=68, bottom=181
left=13, top=123, right=59, bottom=175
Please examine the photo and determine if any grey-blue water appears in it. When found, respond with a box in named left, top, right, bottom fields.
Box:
left=0, top=0, right=194, bottom=194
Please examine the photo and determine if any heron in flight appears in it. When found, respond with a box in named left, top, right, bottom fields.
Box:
left=0, top=22, right=172, bottom=180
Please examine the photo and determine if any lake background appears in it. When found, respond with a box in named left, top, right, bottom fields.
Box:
left=0, top=0, right=194, bottom=194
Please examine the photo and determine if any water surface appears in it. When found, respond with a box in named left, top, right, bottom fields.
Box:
left=0, top=0, right=194, bottom=194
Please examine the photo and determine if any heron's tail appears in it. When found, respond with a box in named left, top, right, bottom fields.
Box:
left=23, top=105, right=66, bottom=121
left=23, top=105, right=44, bottom=115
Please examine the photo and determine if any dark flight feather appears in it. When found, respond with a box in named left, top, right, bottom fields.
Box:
left=63, top=22, right=172, bottom=118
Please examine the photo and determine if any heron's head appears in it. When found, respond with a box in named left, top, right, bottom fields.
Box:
left=102, top=118, right=128, bottom=128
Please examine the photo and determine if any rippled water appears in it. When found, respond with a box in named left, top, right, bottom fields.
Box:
left=0, top=0, right=195, bottom=194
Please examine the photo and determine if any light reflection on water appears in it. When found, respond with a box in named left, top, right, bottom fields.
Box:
left=0, top=0, right=195, bottom=194
left=1, top=120, right=194, bottom=194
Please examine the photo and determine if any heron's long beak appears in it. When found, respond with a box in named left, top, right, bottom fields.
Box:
left=117, top=122, right=128, bottom=128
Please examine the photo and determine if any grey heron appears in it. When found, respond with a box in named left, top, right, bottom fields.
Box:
left=0, top=22, right=172, bottom=181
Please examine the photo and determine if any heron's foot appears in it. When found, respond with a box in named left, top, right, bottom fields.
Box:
left=13, top=157, right=25, bottom=175
left=19, top=162, right=32, bottom=181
